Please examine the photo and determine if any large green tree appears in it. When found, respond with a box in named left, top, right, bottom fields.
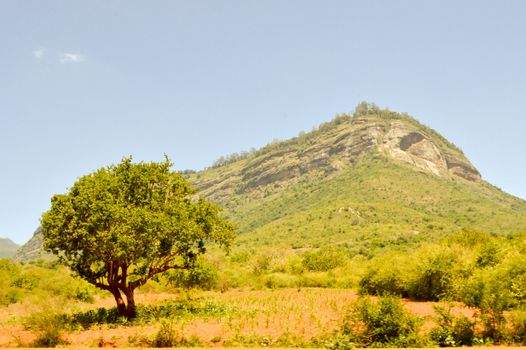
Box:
left=41, top=157, right=235, bottom=318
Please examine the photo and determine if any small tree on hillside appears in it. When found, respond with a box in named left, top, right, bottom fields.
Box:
left=41, top=157, right=235, bottom=318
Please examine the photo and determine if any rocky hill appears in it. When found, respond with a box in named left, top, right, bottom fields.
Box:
left=186, top=103, right=526, bottom=254
left=12, top=227, right=51, bottom=261
left=15, top=103, right=526, bottom=260
left=0, top=237, right=19, bottom=258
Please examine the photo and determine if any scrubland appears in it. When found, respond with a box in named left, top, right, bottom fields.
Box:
left=2, top=230, right=526, bottom=348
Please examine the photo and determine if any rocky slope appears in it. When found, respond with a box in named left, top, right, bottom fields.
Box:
left=191, top=110, right=481, bottom=206
left=12, top=227, right=50, bottom=261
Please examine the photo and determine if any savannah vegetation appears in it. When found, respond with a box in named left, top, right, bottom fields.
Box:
left=3, top=106, right=526, bottom=347
left=2, top=230, right=526, bottom=347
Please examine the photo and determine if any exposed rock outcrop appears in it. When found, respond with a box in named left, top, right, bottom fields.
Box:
left=13, top=227, right=52, bottom=262
left=192, top=114, right=481, bottom=203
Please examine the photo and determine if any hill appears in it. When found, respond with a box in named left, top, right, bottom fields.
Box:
left=15, top=103, right=526, bottom=260
left=0, top=237, right=19, bottom=258
left=186, top=103, right=526, bottom=255
left=12, top=227, right=52, bottom=262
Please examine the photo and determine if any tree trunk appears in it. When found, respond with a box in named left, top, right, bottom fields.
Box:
left=110, top=288, right=127, bottom=317
left=108, top=284, right=137, bottom=319
left=123, top=287, right=136, bottom=319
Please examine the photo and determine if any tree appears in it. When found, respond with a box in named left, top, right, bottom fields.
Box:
left=41, top=157, right=235, bottom=318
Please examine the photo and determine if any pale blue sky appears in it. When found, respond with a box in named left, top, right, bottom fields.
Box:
left=1, top=0, right=525, bottom=244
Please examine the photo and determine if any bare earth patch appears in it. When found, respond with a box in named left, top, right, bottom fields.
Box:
left=0, top=288, right=485, bottom=348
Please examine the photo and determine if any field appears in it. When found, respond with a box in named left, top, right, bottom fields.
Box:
left=0, top=288, right=475, bottom=348
left=3, top=228, right=526, bottom=348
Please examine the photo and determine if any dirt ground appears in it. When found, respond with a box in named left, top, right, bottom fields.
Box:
left=0, top=288, right=484, bottom=348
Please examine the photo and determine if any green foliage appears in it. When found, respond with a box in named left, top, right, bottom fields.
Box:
left=165, top=258, right=218, bottom=290
left=302, top=247, right=347, bottom=272
left=149, top=321, right=205, bottom=347
left=68, top=299, right=234, bottom=329
left=41, top=157, right=235, bottom=317
left=507, top=309, right=526, bottom=344
left=359, top=253, right=411, bottom=297
left=408, top=246, right=469, bottom=301
left=340, top=295, right=425, bottom=348
left=24, top=302, right=69, bottom=348
left=0, top=259, right=95, bottom=307
left=430, top=304, right=476, bottom=347
left=152, top=320, right=178, bottom=347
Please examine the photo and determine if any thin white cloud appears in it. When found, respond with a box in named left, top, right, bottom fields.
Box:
left=32, top=48, right=46, bottom=59
left=59, top=52, right=86, bottom=63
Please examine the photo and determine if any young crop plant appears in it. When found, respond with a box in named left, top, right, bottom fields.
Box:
left=41, top=157, right=235, bottom=318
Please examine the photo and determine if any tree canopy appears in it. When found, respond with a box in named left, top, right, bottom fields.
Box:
left=41, top=157, right=235, bottom=318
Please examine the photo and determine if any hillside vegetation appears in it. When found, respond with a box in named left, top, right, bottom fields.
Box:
left=187, top=104, right=526, bottom=257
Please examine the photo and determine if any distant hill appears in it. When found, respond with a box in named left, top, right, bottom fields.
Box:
left=15, top=103, right=526, bottom=260
left=0, top=237, right=19, bottom=258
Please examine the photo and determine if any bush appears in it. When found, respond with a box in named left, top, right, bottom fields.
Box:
left=166, top=258, right=218, bottom=290
left=408, top=245, right=471, bottom=301
left=31, top=326, right=68, bottom=348
left=430, top=304, right=476, bottom=347
left=302, top=247, right=347, bottom=272
left=24, top=304, right=69, bottom=347
left=339, top=295, right=425, bottom=348
left=152, top=320, right=177, bottom=347
left=150, top=319, right=203, bottom=347
left=252, top=251, right=276, bottom=275
left=507, top=309, right=526, bottom=344
left=359, top=254, right=410, bottom=297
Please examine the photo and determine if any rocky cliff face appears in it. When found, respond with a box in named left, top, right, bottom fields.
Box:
left=191, top=113, right=481, bottom=204
left=379, top=120, right=480, bottom=181
left=12, top=227, right=51, bottom=262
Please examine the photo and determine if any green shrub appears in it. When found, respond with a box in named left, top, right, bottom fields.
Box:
left=166, top=259, right=218, bottom=290
left=25, top=305, right=69, bottom=348
left=430, top=304, right=476, bottom=347
left=68, top=299, right=233, bottom=329
left=507, top=309, right=526, bottom=344
left=261, top=273, right=297, bottom=289
left=302, top=247, right=347, bottom=272
left=408, top=248, right=462, bottom=301
left=69, top=307, right=122, bottom=328
left=339, top=295, right=425, bottom=348
left=152, top=320, right=177, bottom=347
left=31, top=326, right=68, bottom=348
left=359, top=254, right=410, bottom=297
left=252, top=252, right=276, bottom=275
left=476, top=241, right=502, bottom=268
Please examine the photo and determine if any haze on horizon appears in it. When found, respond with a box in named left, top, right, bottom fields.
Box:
left=1, top=0, right=525, bottom=245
